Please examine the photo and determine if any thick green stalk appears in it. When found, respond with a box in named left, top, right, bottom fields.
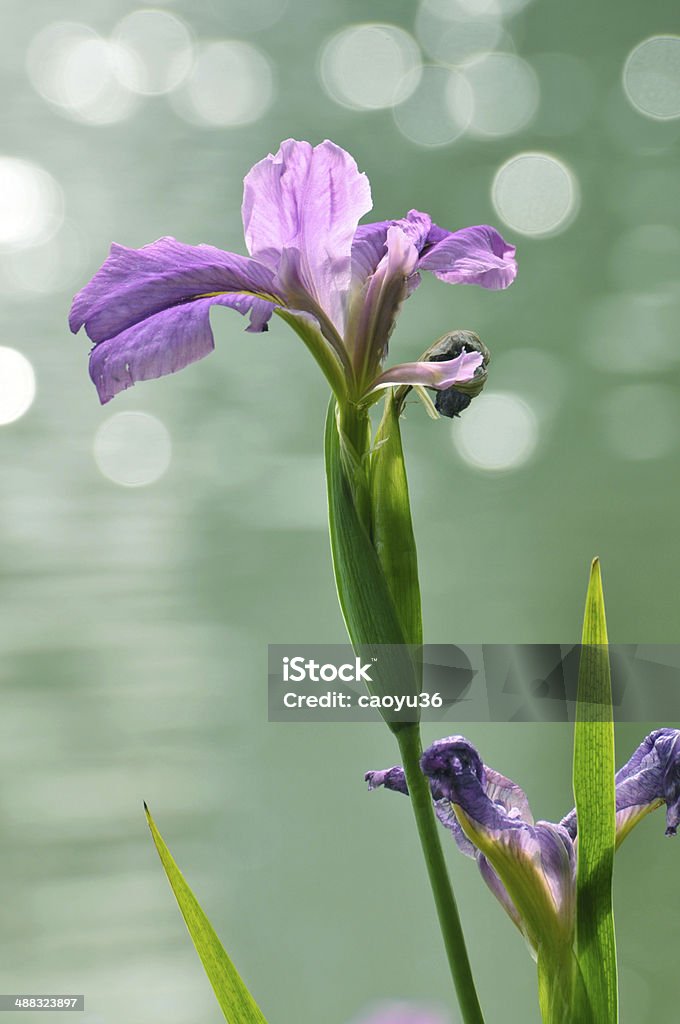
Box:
left=397, top=725, right=486, bottom=1024
left=327, top=399, right=484, bottom=1022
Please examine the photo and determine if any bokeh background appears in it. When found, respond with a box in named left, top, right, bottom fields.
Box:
left=1, top=0, right=679, bottom=1021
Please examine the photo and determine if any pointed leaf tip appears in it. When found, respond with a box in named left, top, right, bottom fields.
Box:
left=146, top=809, right=269, bottom=1024
left=582, top=557, right=608, bottom=647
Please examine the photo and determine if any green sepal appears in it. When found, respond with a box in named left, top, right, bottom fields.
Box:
left=573, top=559, right=618, bottom=1024
left=370, top=392, right=423, bottom=656
left=324, top=399, right=420, bottom=729
left=145, top=805, right=269, bottom=1024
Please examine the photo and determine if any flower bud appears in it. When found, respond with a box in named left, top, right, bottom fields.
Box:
left=425, top=330, right=490, bottom=418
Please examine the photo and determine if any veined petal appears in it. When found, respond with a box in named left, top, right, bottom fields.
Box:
left=242, top=139, right=372, bottom=331
left=365, top=766, right=408, bottom=795
left=560, top=728, right=680, bottom=843
left=418, top=224, right=517, bottom=290
left=88, top=293, right=272, bottom=404
left=421, top=737, right=575, bottom=949
left=350, top=210, right=432, bottom=287
left=69, top=237, right=278, bottom=344
left=367, top=735, right=575, bottom=954
left=368, top=350, right=483, bottom=393
left=348, top=225, right=420, bottom=381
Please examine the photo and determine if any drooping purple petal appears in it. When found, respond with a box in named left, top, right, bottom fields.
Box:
left=560, top=728, right=680, bottom=842
left=69, top=237, right=278, bottom=344
left=88, top=293, right=271, bottom=404
left=418, top=224, right=517, bottom=290
left=368, top=350, right=483, bottom=392
left=242, top=139, right=372, bottom=331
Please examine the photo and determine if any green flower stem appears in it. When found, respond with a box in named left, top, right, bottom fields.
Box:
left=397, top=723, right=486, bottom=1024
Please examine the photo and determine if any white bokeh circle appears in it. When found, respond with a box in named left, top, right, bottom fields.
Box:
left=492, top=152, right=579, bottom=237
left=112, top=9, right=194, bottom=96
left=0, top=348, right=36, bottom=426
left=464, top=53, right=539, bottom=137
left=393, top=66, right=473, bottom=146
left=172, top=41, right=273, bottom=127
left=0, top=157, right=64, bottom=252
left=319, top=23, right=421, bottom=110
left=94, top=412, right=172, bottom=487
left=26, top=22, right=138, bottom=125
left=623, top=35, right=680, bottom=120
left=452, top=391, right=539, bottom=471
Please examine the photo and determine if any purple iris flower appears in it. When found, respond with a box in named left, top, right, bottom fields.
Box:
left=69, top=139, right=516, bottom=405
left=367, top=729, right=680, bottom=955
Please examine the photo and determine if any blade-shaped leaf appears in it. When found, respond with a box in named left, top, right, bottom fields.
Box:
left=145, top=805, right=269, bottom=1024
left=573, top=559, right=618, bottom=1023
left=370, top=391, right=422, bottom=652
left=324, top=400, right=419, bottom=728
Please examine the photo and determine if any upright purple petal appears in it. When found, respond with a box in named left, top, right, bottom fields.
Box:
left=347, top=225, right=421, bottom=378
left=242, top=139, right=372, bottom=331
left=69, top=237, right=277, bottom=343
left=418, top=224, right=517, bottom=290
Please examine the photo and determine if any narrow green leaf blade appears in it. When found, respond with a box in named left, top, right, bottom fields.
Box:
left=145, top=805, right=269, bottom=1024
left=324, top=400, right=419, bottom=727
left=573, top=558, right=618, bottom=1023
left=370, top=392, right=422, bottom=650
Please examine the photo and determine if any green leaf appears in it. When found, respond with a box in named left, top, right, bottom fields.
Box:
left=573, top=558, right=618, bottom=1024
left=370, top=392, right=422, bottom=651
left=324, top=399, right=419, bottom=728
left=145, top=805, right=269, bottom=1024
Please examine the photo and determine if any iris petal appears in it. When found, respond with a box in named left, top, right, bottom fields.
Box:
left=418, top=224, right=517, bottom=290
left=560, top=728, right=680, bottom=843
left=242, top=139, right=372, bottom=332
left=368, top=351, right=483, bottom=393
left=69, top=237, right=277, bottom=343
left=88, top=293, right=271, bottom=404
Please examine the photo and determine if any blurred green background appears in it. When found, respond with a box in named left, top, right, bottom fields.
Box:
left=1, top=0, right=679, bottom=1021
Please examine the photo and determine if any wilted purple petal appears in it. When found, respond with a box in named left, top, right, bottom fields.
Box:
left=418, top=224, right=517, bottom=290
left=242, top=139, right=372, bottom=331
left=88, top=294, right=270, bottom=404
left=368, top=350, right=483, bottom=392
left=69, top=237, right=277, bottom=344
left=365, top=766, right=408, bottom=794
left=420, top=737, right=574, bottom=947
left=477, top=855, right=523, bottom=931
left=560, top=728, right=680, bottom=842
